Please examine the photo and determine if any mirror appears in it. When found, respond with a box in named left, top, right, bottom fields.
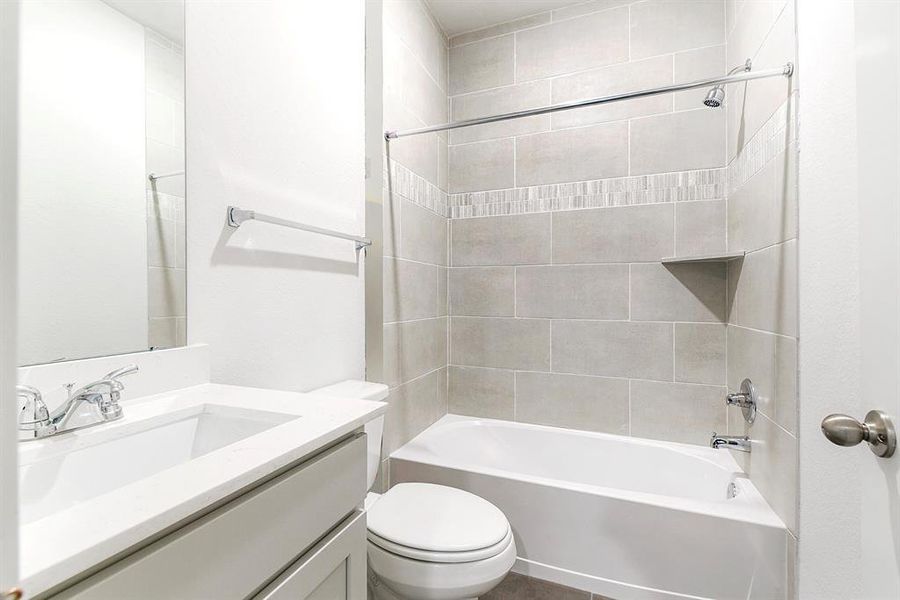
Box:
left=17, top=0, right=186, bottom=366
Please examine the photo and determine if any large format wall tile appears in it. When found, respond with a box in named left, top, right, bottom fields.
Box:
left=726, top=2, right=795, bottom=161
left=552, top=204, right=674, bottom=264
left=384, top=34, right=447, bottom=127
left=516, top=122, right=629, bottom=186
left=384, top=100, right=441, bottom=185
left=731, top=411, right=797, bottom=534
left=452, top=213, right=551, bottom=266
left=383, top=0, right=447, bottom=91
left=631, top=109, right=726, bottom=175
left=451, top=316, right=551, bottom=370
left=450, top=34, right=514, bottom=94
left=450, top=267, right=515, bottom=316
left=675, top=200, right=726, bottom=257
left=515, top=264, right=629, bottom=319
left=451, top=13, right=551, bottom=48
left=727, top=240, right=797, bottom=337
left=515, top=8, right=629, bottom=81
left=383, top=317, right=447, bottom=388
left=383, top=258, right=438, bottom=322
left=551, top=55, right=673, bottom=129
left=675, top=323, right=726, bottom=385
left=727, top=324, right=797, bottom=433
left=449, top=138, right=515, bottom=193
left=728, top=146, right=798, bottom=252
left=552, top=320, right=673, bottom=380
left=630, top=0, right=725, bottom=59
left=515, top=372, right=629, bottom=434
left=450, top=81, right=551, bottom=144
left=631, top=262, right=727, bottom=323
left=448, top=365, right=515, bottom=419
left=630, top=380, right=726, bottom=445
left=399, top=199, right=448, bottom=266
left=383, top=369, right=447, bottom=454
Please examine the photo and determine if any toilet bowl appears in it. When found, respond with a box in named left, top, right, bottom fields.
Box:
left=312, top=381, right=516, bottom=600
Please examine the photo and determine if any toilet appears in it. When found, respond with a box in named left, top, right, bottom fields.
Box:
left=312, top=380, right=516, bottom=600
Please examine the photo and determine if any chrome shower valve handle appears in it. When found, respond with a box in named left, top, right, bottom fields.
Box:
left=725, top=378, right=758, bottom=424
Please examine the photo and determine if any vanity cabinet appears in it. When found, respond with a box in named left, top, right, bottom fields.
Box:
left=254, top=511, right=366, bottom=599
left=50, top=434, right=367, bottom=600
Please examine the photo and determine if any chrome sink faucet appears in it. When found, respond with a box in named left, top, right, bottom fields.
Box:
left=17, top=364, right=139, bottom=440
left=710, top=432, right=751, bottom=453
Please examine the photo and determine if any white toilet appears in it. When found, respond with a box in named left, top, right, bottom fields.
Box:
left=313, top=380, right=516, bottom=600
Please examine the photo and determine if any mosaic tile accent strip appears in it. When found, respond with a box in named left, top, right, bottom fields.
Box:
left=384, top=160, right=450, bottom=217
left=727, top=92, right=798, bottom=195
left=447, top=168, right=726, bottom=219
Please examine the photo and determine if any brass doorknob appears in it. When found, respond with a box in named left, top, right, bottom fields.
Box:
left=821, top=410, right=896, bottom=458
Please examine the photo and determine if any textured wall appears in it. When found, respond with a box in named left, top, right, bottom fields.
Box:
left=445, top=0, right=730, bottom=447
left=186, top=0, right=366, bottom=391
left=380, top=0, right=450, bottom=482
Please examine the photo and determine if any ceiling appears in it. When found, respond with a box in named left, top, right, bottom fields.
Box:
left=103, top=0, right=184, bottom=44
left=425, top=0, right=582, bottom=37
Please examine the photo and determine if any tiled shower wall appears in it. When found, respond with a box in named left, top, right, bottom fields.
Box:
left=146, top=29, right=186, bottom=349
left=446, top=0, right=731, bottom=446
left=724, top=0, right=799, bottom=575
left=380, top=0, right=450, bottom=483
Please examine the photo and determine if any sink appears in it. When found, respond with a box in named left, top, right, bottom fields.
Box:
left=19, top=404, right=295, bottom=524
left=18, top=382, right=387, bottom=597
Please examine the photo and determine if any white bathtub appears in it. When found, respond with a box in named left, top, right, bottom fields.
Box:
left=389, top=415, right=787, bottom=600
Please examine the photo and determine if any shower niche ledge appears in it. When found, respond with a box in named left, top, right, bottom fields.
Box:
left=661, top=251, right=746, bottom=265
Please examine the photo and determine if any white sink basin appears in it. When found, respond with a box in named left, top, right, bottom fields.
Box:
left=20, top=404, right=295, bottom=524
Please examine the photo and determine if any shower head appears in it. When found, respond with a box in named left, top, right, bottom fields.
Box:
left=703, top=86, right=725, bottom=108
left=702, top=59, right=753, bottom=108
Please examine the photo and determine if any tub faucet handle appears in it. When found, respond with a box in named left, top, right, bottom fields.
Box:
left=725, top=378, right=757, bottom=424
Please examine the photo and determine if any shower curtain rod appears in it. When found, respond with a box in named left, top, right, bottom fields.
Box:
left=384, top=62, right=793, bottom=140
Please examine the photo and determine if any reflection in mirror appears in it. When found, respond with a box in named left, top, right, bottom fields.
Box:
left=18, top=0, right=185, bottom=366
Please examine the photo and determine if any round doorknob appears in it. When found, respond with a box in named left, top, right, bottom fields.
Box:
left=821, top=414, right=868, bottom=446
left=821, top=410, right=896, bottom=458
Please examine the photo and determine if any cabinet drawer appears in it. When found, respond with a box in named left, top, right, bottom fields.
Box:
left=253, top=511, right=366, bottom=600
left=52, top=434, right=366, bottom=600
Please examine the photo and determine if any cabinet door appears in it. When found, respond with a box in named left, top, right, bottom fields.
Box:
left=255, top=511, right=366, bottom=600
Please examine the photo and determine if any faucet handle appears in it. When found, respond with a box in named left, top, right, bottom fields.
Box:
left=103, top=364, right=139, bottom=382
left=16, top=384, right=51, bottom=433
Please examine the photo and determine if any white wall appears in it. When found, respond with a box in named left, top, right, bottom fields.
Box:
left=185, top=0, right=366, bottom=391
left=18, top=0, right=148, bottom=366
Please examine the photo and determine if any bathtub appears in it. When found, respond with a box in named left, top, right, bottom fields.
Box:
left=389, top=415, right=787, bottom=600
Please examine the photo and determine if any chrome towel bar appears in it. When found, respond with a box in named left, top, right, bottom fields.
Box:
left=148, top=170, right=185, bottom=181
left=226, top=206, right=372, bottom=251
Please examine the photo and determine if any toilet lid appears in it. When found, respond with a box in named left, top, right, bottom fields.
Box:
left=366, top=483, right=510, bottom=553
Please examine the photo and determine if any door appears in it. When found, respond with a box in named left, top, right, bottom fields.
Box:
left=798, top=0, right=900, bottom=598
left=855, top=1, right=900, bottom=597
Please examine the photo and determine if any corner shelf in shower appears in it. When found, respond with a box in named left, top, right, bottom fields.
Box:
left=661, top=251, right=745, bottom=265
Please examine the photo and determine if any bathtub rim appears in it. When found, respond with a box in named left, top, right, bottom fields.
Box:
left=390, top=414, right=786, bottom=530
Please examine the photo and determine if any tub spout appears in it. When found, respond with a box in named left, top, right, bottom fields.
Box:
left=710, top=432, right=751, bottom=453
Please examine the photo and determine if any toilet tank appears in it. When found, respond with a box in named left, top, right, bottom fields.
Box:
left=309, top=380, right=388, bottom=491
